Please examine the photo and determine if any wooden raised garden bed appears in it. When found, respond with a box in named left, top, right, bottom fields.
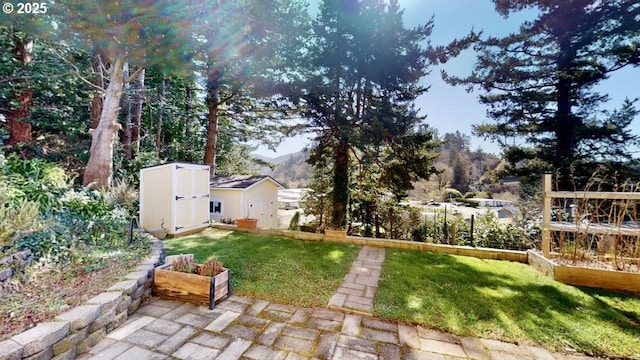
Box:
left=528, top=251, right=640, bottom=293
left=153, top=255, right=231, bottom=309
left=536, top=174, right=640, bottom=293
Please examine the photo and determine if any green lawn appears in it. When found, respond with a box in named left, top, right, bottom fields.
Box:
left=162, top=228, right=360, bottom=307
left=375, top=248, right=640, bottom=358
left=162, top=229, right=640, bottom=358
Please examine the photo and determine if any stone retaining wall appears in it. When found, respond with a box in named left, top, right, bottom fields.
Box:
left=0, top=236, right=165, bottom=360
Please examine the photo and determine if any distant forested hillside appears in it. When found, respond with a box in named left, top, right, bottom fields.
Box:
left=257, top=133, right=505, bottom=193
left=258, top=150, right=311, bottom=188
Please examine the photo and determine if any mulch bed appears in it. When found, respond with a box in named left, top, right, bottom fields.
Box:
left=553, top=256, right=640, bottom=273
left=0, top=260, right=140, bottom=341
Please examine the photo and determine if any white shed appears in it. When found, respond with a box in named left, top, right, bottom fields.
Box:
left=140, top=163, right=210, bottom=236
left=210, top=175, right=284, bottom=229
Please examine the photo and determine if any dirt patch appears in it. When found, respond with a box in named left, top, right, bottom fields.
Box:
left=0, top=257, right=144, bottom=341
left=553, top=256, right=640, bottom=273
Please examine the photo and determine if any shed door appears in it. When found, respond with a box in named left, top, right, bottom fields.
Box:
left=174, top=165, right=210, bottom=232
left=252, top=199, right=277, bottom=229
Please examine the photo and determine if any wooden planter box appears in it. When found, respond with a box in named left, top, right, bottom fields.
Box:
left=528, top=251, right=640, bottom=293
left=324, top=229, right=348, bottom=238
left=153, top=264, right=231, bottom=309
left=236, top=218, right=258, bottom=229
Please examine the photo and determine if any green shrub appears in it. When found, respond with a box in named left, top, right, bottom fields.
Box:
left=412, top=210, right=533, bottom=251
left=1, top=152, right=144, bottom=267
left=288, top=211, right=301, bottom=231
left=0, top=153, right=68, bottom=212
left=442, top=188, right=462, bottom=201
left=16, top=215, right=82, bottom=263
left=457, top=198, right=479, bottom=208
left=62, top=189, right=113, bottom=219
left=472, top=211, right=533, bottom=250
left=1, top=185, right=41, bottom=253
left=16, top=210, right=131, bottom=264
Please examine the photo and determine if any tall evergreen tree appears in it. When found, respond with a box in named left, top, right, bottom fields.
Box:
left=301, top=0, right=440, bottom=229
left=444, top=0, right=640, bottom=189
left=197, top=0, right=310, bottom=175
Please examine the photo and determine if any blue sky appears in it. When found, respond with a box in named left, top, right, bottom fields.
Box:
left=254, top=0, right=639, bottom=157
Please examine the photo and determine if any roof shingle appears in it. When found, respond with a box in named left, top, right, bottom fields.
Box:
left=210, top=175, right=284, bottom=189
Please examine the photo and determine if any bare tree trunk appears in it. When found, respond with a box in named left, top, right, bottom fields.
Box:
left=131, top=68, right=145, bottom=158
left=185, top=85, right=193, bottom=162
left=83, top=55, right=126, bottom=190
left=121, top=62, right=133, bottom=160
left=332, top=137, right=349, bottom=229
left=185, top=85, right=192, bottom=138
left=555, top=37, right=578, bottom=190
left=7, top=30, right=33, bottom=144
left=90, top=53, right=104, bottom=129
left=155, top=73, right=166, bottom=156
left=204, top=69, right=221, bottom=176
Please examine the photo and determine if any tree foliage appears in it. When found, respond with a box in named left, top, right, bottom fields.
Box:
left=192, top=0, right=310, bottom=175
left=0, top=27, right=93, bottom=150
left=2, top=1, right=309, bottom=187
left=444, top=0, right=640, bottom=188
left=301, top=0, right=441, bottom=229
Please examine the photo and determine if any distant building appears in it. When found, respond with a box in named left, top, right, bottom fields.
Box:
left=496, top=207, right=519, bottom=219
left=210, top=175, right=284, bottom=228
left=468, top=198, right=513, bottom=208
left=278, top=188, right=309, bottom=210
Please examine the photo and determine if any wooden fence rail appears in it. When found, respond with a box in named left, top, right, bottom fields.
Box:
left=541, top=174, right=640, bottom=258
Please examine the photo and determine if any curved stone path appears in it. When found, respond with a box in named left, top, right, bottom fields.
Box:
left=77, top=245, right=595, bottom=360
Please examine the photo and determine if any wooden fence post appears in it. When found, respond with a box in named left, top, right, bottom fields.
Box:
left=450, top=222, right=456, bottom=245
left=542, top=174, right=552, bottom=258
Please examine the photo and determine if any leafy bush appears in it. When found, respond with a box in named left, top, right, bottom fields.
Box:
left=16, top=217, right=81, bottom=264
left=356, top=201, right=423, bottom=240
left=0, top=172, right=42, bottom=254
left=0, top=199, right=40, bottom=251
left=62, top=189, right=113, bottom=219
left=0, top=153, right=68, bottom=212
left=412, top=210, right=535, bottom=251
left=442, top=188, right=462, bottom=201
left=473, top=211, right=533, bottom=250
left=412, top=214, right=469, bottom=244
left=288, top=211, right=301, bottom=230
left=1, top=152, right=143, bottom=266
left=16, top=208, right=135, bottom=264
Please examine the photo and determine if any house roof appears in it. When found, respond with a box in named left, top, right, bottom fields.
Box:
left=210, top=175, right=284, bottom=190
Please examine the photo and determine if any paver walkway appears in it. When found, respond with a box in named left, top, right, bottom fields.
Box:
left=78, top=295, right=591, bottom=360
left=328, top=246, right=385, bottom=315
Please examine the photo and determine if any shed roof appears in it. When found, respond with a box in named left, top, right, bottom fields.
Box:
left=210, top=175, right=284, bottom=190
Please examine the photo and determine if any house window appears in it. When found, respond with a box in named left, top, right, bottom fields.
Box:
left=210, top=200, right=223, bottom=215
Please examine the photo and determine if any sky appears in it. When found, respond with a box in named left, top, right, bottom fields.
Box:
left=253, top=0, right=640, bottom=158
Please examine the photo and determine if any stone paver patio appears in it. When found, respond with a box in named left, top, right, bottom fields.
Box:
left=77, top=295, right=593, bottom=360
